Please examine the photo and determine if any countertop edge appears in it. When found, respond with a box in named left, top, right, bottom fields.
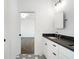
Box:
left=43, top=36, right=74, bottom=52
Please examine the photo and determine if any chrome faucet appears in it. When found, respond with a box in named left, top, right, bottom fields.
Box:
left=55, top=31, right=59, bottom=39
left=55, top=31, right=61, bottom=39
left=59, top=35, right=61, bottom=39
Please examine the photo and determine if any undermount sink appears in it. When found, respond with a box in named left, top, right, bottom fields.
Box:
left=47, top=36, right=74, bottom=50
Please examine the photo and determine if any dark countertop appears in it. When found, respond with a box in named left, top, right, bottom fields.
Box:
left=43, top=34, right=74, bottom=52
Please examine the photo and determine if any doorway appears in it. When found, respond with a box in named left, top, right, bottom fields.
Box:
left=19, top=12, right=35, bottom=54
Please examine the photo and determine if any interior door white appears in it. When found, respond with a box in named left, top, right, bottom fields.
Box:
left=4, top=0, right=21, bottom=59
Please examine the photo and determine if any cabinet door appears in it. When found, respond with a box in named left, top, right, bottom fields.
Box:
left=59, top=44, right=74, bottom=59
left=62, top=55, right=72, bottom=59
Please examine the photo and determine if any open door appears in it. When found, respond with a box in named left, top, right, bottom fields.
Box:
left=20, top=12, right=35, bottom=54
left=4, top=0, right=21, bottom=59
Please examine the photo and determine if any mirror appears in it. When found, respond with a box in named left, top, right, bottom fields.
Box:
left=54, top=11, right=64, bottom=29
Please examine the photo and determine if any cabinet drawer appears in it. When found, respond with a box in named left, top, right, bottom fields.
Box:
left=48, top=45, right=58, bottom=56
left=47, top=39, right=58, bottom=47
left=47, top=40, right=58, bottom=52
left=48, top=45, right=58, bottom=54
left=47, top=48, right=57, bottom=59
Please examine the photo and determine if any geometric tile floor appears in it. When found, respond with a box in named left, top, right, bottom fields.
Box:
left=16, top=54, right=46, bottom=59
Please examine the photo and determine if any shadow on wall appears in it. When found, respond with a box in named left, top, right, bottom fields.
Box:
left=21, top=37, right=34, bottom=54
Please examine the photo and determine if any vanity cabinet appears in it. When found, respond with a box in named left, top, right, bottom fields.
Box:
left=43, top=37, right=74, bottom=59
left=58, top=45, right=74, bottom=59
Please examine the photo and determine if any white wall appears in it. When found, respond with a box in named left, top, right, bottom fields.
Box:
left=21, top=14, right=35, bottom=37
left=18, top=0, right=74, bottom=56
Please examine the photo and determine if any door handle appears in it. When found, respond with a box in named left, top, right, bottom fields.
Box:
left=19, top=34, right=21, bottom=36
left=4, top=38, right=6, bottom=42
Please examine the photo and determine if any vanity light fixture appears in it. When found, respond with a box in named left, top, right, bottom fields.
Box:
left=55, top=0, right=61, bottom=6
left=20, top=11, right=35, bottom=19
left=55, top=0, right=66, bottom=11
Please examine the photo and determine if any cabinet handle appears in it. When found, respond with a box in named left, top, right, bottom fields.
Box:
left=45, top=43, right=47, bottom=45
left=52, top=44, right=56, bottom=47
left=53, top=52, right=56, bottom=56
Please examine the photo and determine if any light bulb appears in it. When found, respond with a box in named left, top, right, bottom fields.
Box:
left=55, top=0, right=66, bottom=11
left=20, top=13, right=29, bottom=19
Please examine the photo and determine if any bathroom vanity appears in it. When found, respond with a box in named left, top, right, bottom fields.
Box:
left=42, top=34, right=74, bottom=59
